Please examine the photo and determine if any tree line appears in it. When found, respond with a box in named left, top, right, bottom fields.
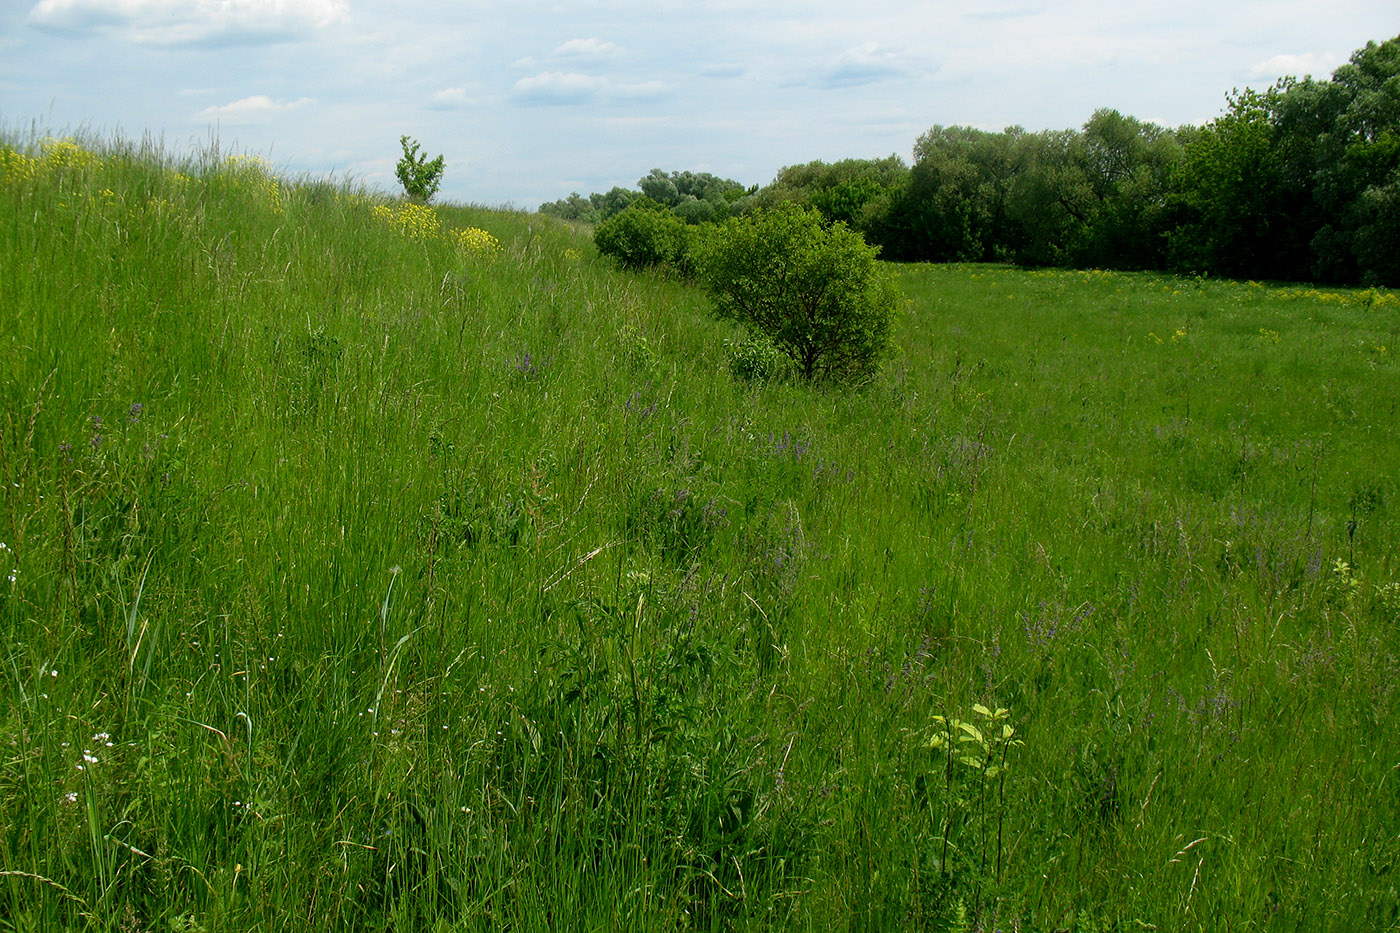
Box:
left=541, top=34, right=1399, bottom=287
left=540, top=168, right=757, bottom=225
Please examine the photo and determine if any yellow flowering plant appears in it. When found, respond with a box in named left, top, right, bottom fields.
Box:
left=454, top=226, right=502, bottom=255
left=371, top=202, right=442, bottom=240
left=41, top=138, right=101, bottom=172
left=0, top=148, right=40, bottom=186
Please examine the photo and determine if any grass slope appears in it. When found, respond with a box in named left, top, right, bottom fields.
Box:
left=2, top=133, right=1399, bottom=932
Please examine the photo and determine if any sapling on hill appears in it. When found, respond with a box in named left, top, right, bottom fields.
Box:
left=396, top=135, right=446, bottom=203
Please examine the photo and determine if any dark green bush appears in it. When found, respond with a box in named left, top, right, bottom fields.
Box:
left=593, top=199, right=688, bottom=270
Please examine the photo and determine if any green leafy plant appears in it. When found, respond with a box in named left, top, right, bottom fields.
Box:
left=593, top=198, right=689, bottom=270
left=694, top=204, right=898, bottom=382
left=724, top=332, right=787, bottom=383
left=395, top=136, right=445, bottom=203
left=923, top=704, right=1023, bottom=883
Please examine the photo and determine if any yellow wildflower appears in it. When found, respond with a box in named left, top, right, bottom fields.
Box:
left=454, top=225, right=502, bottom=254
left=0, top=148, right=40, bottom=185
left=370, top=202, right=442, bottom=240
left=396, top=203, right=441, bottom=239
left=41, top=138, right=100, bottom=171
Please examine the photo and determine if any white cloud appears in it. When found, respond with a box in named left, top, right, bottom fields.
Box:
left=612, top=80, right=670, bottom=100
left=821, top=43, right=913, bottom=88
left=512, top=72, right=609, bottom=105
left=510, top=71, right=671, bottom=106
left=195, top=94, right=314, bottom=123
left=1249, top=52, right=1342, bottom=80
left=553, top=37, right=622, bottom=60
left=28, top=0, right=347, bottom=46
left=429, top=87, right=479, bottom=109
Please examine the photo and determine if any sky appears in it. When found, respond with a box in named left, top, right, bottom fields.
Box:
left=2, top=1, right=1397, bottom=209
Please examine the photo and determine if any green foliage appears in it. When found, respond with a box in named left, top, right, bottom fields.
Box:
left=762, top=155, right=909, bottom=229
left=917, top=705, right=1023, bottom=886
left=616, top=322, right=660, bottom=377
left=394, top=135, right=446, bottom=203
left=723, top=332, right=788, bottom=383
left=694, top=205, right=897, bottom=382
left=540, top=34, right=1399, bottom=287
left=1164, top=38, right=1400, bottom=286
left=1075, top=110, right=1183, bottom=268
left=592, top=198, right=690, bottom=270
left=809, top=175, right=885, bottom=225
left=863, top=117, right=1183, bottom=270
left=538, top=186, right=640, bottom=222
left=1168, top=87, right=1302, bottom=278
left=537, top=190, right=600, bottom=222
left=671, top=195, right=716, bottom=225
left=596, top=184, right=640, bottom=218
left=639, top=167, right=748, bottom=209
left=541, top=169, right=752, bottom=227
left=998, top=110, right=1182, bottom=269
left=1352, top=178, right=1400, bottom=283
left=638, top=167, right=680, bottom=205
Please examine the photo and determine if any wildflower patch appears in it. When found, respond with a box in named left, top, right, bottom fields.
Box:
left=371, top=202, right=442, bottom=239
left=454, top=226, right=502, bottom=255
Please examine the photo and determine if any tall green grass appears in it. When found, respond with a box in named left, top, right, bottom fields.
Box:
left=2, top=131, right=1398, bottom=932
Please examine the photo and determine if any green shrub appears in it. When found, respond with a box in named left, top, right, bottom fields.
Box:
left=724, top=333, right=787, bottom=383
left=694, top=204, right=898, bottom=382
left=593, top=198, right=688, bottom=270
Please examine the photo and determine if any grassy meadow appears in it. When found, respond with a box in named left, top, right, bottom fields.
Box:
left=2, top=134, right=1399, bottom=931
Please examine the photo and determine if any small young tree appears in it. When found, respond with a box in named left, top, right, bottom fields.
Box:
left=694, top=204, right=899, bottom=382
left=395, top=136, right=446, bottom=203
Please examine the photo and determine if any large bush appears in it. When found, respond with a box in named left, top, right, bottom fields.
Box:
left=694, top=205, right=898, bottom=382
left=593, top=198, right=689, bottom=270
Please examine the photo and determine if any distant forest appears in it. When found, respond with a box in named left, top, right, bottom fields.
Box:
left=540, top=34, right=1400, bottom=287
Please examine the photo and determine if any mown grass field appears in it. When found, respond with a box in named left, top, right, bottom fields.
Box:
left=2, top=134, right=1398, bottom=932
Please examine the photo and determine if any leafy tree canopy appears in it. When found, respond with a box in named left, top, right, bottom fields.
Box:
left=540, top=169, right=752, bottom=224
left=693, top=205, right=898, bottom=383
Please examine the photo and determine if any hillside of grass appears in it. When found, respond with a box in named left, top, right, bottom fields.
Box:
left=2, top=134, right=1399, bottom=932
